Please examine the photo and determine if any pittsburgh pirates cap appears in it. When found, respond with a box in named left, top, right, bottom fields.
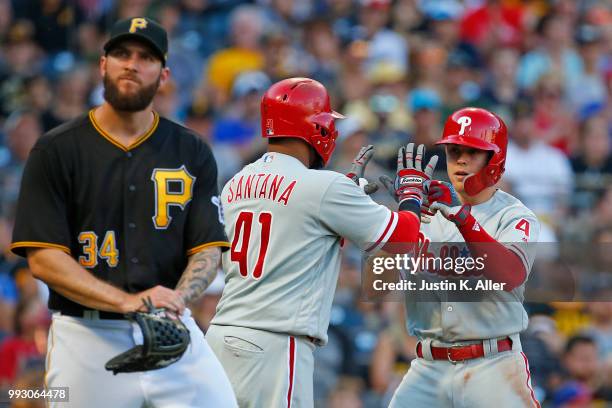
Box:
left=104, top=17, right=168, bottom=65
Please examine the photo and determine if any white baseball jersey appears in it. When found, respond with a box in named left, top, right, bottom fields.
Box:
left=406, top=190, right=540, bottom=342
left=212, top=152, right=393, bottom=344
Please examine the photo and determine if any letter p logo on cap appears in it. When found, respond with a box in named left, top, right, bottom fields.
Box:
left=129, top=18, right=148, bottom=33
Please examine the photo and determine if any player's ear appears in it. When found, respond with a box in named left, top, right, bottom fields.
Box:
left=100, top=56, right=107, bottom=77
left=159, top=66, right=170, bottom=87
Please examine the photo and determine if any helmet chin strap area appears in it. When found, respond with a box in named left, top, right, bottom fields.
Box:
left=309, top=147, right=325, bottom=169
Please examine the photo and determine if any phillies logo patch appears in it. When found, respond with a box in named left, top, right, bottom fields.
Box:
left=457, top=116, right=472, bottom=135
left=266, top=119, right=274, bottom=135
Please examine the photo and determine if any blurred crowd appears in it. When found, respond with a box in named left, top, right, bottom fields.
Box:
left=0, top=0, right=611, bottom=406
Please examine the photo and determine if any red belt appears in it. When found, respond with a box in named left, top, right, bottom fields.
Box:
left=416, top=338, right=512, bottom=363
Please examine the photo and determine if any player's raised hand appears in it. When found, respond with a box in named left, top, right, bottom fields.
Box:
left=347, top=144, right=379, bottom=194
left=379, top=143, right=438, bottom=206
left=429, top=200, right=472, bottom=227
left=421, top=180, right=462, bottom=223
left=122, top=285, right=186, bottom=315
left=425, top=177, right=470, bottom=227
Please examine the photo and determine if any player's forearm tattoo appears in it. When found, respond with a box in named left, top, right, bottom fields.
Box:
left=176, top=247, right=221, bottom=305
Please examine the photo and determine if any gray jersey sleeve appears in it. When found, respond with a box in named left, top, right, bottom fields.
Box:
left=319, top=175, right=393, bottom=251
left=497, top=210, right=540, bottom=273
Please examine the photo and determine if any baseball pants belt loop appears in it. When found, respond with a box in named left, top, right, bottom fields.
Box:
left=416, top=338, right=434, bottom=361
left=483, top=337, right=499, bottom=358
left=416, top=337, right=512, bottom=363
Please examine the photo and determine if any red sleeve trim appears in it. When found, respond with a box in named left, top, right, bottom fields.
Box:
left=365, top=212, right=397, bottom=252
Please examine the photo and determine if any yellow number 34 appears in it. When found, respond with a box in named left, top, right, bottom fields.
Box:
left=78, top=231, right=119, bottom=268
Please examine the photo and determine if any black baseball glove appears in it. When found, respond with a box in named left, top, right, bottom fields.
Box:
left=105, top=298, right=191, bottom=375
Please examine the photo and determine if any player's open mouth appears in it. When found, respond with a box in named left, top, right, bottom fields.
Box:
left=455, top=171, right=469, bottom=176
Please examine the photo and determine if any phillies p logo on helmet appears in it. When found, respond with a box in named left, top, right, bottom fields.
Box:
left=457, top=116, right=472, bottom=135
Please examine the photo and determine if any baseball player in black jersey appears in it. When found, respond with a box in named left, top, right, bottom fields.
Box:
left=10, top=17, right=237, bottom=407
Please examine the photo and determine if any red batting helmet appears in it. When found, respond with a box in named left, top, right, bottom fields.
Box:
left=261, top=77, right=345, bottom=166
left=436, top=107, right=508, bottom=196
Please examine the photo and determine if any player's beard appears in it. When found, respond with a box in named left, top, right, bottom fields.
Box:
left=103, top=73, right=160, bottom=112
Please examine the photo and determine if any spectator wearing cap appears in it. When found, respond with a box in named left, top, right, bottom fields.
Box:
left=567, top=25, right=608, bottom=118
left=184, top=101, right=215, bottom=143
left=517, top=12, right=583, bottom=91
left=205, top=5, right=266, bottom=108
left=419, top=0, right=480, bottom=67
left=420, top=0, right=464, bottom=49
left=504, top=102, right=573, bottom=225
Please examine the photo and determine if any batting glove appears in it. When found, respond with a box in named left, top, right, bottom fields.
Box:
left=430, top=200, right=472, bottom=227
left=379, top=143, right=438, bottom=207
left=421, top=180, right=462, bottom=223
left=347, top=144, right=379, bottom=195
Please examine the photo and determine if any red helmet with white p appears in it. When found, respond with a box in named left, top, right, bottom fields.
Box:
left=436, top=107, right=508, bottom=196
left=261, top=78, right=345, bottom=166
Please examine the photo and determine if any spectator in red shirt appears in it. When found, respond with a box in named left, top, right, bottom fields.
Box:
left=460, top=0, right=525, bottom=51
left=532, top=72, right=578, bottom=155
left=0, top=298, right=49, bottom=387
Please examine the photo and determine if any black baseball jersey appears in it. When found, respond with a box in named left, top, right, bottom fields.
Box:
left=11, top=109, right=229, bottom=313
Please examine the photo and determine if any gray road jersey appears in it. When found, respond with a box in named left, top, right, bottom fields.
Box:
left=405, top=190, right=540, bottom=342
left=212, top=153, right=391, bottom=344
